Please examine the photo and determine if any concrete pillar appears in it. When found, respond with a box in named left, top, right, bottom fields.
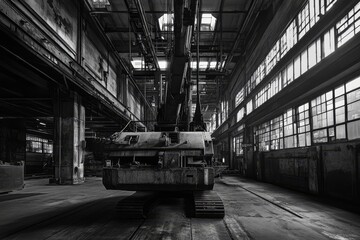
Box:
left=53, top=91, right=85, bottom=184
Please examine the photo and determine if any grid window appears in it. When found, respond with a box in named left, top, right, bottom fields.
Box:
left=284, top=109, right=297, bottom=148
left=334, top=85, right=345, bottom=124
left=270, top=115, right=284, bottom=150
left=336, top=3, right=360, bottom=47
left=26, top=135, right=53, bottom=154
left=259, top=61, right=266, bottom=84
left=346, top=77, right=360, bottom=139
left=311, top=90, right=334, bottom=143
left=234, top=135, right=244, bottom=156
left=256, top=122, right=271, bottom=151
left=311, top=90, right=333, bottom=130
left=269, top=74, right=282, bottom=99
left=235, top=88, right=245, bottom=107
left=284, top=62, right=294, bottom=87
left=256, top=84, right=269, bottom=108
left=309, top=0, right=320, bottom=28
left=298, top=2, right=311, bottom=39
left=297, top=103, right=311, bottom=146
left=266, top=41, right=280, bottom=74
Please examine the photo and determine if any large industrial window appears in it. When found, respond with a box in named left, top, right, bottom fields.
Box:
left=311, top=90, right=334, bottom=143
left=246, top=100, right=253, bottom=115
left=237, top=107, right=244, bottom=122
left=92, top=0, right=110, bottom=8
left=298, top=2, right=311, bottom=39
left=307, top=39, right=321, bottom=69
left=294, top=55, right=301, bottom=79
left=283, top=61, right=294, bottom=88
left=266, top=40, right=280, bottom=74
left=26, top=135, right=53, bottom=154
left=158, top=14, right=174, bottom=31
left=280, top=20, right=298, bottom=58
left=269, top=75, right=282, bottom=99
left=270, top=115, right=284, bottom=150
left=250, top=3, right=358, bottom=116
left=235, top=88, right=245, bottom=107
left=254, top=75, right=360, bottom=152
left=255, top=84, right=269, bottom=108
left=220, top=100, right=228, bottom=124
left=336, top=3, right=360, bottom=47
left=284, top=109, right=297, bottom=148
left=223, top=1, right=360, bottom=132
left=256, top=122, right=270, bottom=151
left=234, top=135, right=244, bottom=156
left=323, top=27, right=335, bottom=57
left=297, top=103, right=311, bottom=146
left=346, top=76, right=360, bottom=140
left=322, top=0, right=338, bottom=13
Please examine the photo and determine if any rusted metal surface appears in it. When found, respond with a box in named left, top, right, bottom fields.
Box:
left=103, top=167, right=214, bottom=191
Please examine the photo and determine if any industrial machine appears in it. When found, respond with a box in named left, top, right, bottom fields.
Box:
left=102, top=0, right=225, bottom=218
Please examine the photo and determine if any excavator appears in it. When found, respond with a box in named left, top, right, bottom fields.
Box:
left=102, top=0, right=226, bottom=218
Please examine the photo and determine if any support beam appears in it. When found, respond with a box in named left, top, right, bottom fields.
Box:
left=53, top=91, right=85, bottom=184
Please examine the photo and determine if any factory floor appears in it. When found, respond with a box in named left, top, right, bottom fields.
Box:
left=1, top=176, right=360, bottom=240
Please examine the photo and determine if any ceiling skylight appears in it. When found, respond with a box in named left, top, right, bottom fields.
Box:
left=191, top=61, right=218, bottom=70
left=158, top=14, right=174, bottom=31
left=131, top=58, right=168, bottom=70
left=131, top=58, right=144, bottom=69
left=158, top=14, right=217, bottom=32
left=92, top=0, right=110, bottom=8
left=201, top=14, right=216, bottom=31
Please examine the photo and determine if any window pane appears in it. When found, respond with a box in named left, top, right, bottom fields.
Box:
left=347, top=120, right=360, bottom=140
left=335, top=96, right=345, bottom=108
left=346, top=77, right=360, bottom=92
left=336, top=124, right=346, bottom=139
left=335, top=85, right=345, bottom=97
left=348, top=101, right=360, bottom=120
left=301, top=50, right=308, bottom=74
left=347, top=89, right=360, bottom=103
left=324, top=27, right=335, bottom=57
left=287, top=62, right=294, bottom=84
left=313, top=129, right=328, bottom=143
left=298, top=133, right=306, bottom=147
left=308, top=41, right=317, bottom=68
left=335, top=107, right=345, bottom=123
left=294, top=56, right=301, bottom=79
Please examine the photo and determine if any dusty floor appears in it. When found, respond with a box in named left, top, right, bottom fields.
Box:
left=1, top=176, right=360, bottom=240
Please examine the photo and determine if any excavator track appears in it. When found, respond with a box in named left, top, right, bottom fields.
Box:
left=116, top=191, right=157, bottom=218
left=192, top=190, right=225, bottom=218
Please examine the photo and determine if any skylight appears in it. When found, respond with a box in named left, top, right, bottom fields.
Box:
left=201, top=14, right=216, bottom=31
left=131, top=58, right=145, bottom=69
left=191, top=61, right=217, bottom=70
left=158, top=13, right=217, bottom=32
left=158, top=14, right=174, bottom=31
left=158, top=60, right=168, bottom=69
left=131, top=58, right=168, bottom=70
left=92, top=0, right=110, bottom=8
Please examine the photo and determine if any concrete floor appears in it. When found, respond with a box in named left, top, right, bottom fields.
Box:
left=1, top=176, right=360, bottom=240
